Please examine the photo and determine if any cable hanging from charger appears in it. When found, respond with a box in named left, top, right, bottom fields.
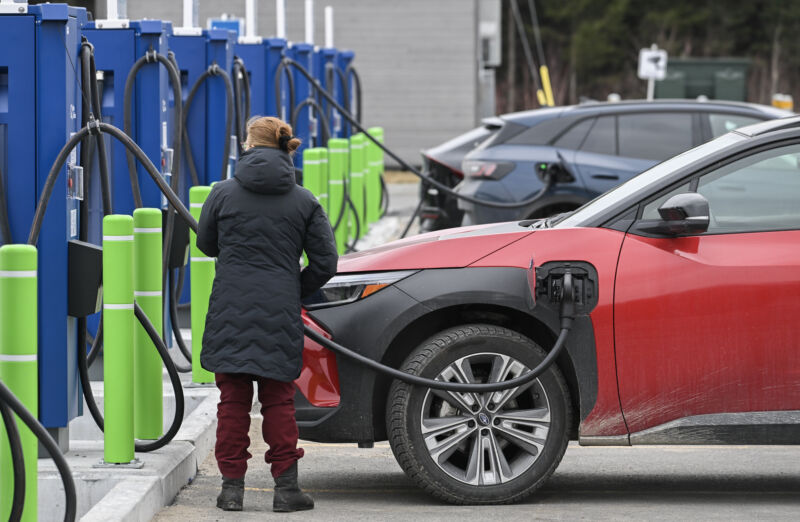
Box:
left=281, top=57, right=559, bottom=211
left=304, top=272, right=576, bottom=392
left=0, top=381, right=77, bottom=522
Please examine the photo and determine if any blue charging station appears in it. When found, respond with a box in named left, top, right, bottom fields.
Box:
left=267, top=38, right=290, bottom=120
left=234, top=39, right=268, bottom=118
left=82, top=19, right=178, bottom=344
left=336, top=50, right=355, bottom=138
left=169, top=26, right=235, bottom=303
left=82, top=19, right=174, bottom=215
left=210, top=16, right=270, bottom=120
left=288, top=43, right=315, bottom=167
left=0, top=4, right=87, bottom=445
left=205, top=32, right=235, bottom=185
left=169, top=28, right=235, bottom=190
left=314, top=47, right=340, bottom=139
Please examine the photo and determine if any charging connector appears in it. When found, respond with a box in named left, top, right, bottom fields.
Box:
left=535, top=261, right=599, bottom=319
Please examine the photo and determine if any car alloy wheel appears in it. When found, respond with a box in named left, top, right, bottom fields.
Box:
left=387, top=324, right=571, bottom=505
left=420, top=351, right=552, bottom=486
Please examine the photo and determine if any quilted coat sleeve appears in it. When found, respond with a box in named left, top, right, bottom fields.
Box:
left=300, top=202, right=338, bottom=298
left=196, top=187, right=220, bottom=258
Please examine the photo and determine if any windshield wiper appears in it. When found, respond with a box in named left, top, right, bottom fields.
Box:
left=521, top=211, right=573, bottom=229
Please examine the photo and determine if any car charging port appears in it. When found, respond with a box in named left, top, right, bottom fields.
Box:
left=535, top=261, right=599, bottom=317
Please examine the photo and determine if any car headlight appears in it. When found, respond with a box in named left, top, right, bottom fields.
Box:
left=303, top=270, right=417, bottom=310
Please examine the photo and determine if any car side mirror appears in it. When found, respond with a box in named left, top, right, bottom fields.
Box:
left=634, top=193, right=710, bottom=236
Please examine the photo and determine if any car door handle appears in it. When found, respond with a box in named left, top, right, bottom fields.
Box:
left=591, top=174, right=620, bottom=180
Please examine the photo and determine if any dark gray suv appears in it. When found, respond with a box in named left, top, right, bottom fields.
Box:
left=428, top=100, right=791, bottom=228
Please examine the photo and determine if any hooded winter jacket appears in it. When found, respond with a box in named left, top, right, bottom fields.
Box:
left=196, top=146, right=338, bottom=381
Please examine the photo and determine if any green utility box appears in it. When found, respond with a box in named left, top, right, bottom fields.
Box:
left=655, top=58, right=750, bottom=101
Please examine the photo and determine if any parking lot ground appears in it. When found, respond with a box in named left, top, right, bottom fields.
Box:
left=156, top=412, right=800, bottom=521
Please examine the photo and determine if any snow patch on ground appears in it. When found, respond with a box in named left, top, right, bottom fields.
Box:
left=352, top=215, right=414, bottom=252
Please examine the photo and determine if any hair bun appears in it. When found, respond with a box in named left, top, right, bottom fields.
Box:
left=278, top=134, right=300, bottom=153
left=285, top=137, right=301, bottom=154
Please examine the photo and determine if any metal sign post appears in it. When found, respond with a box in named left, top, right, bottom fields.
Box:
left=638, top=43, right=668, bottom=101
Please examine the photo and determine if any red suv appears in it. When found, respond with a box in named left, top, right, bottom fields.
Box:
left=297, top=116, right=800, bottom=504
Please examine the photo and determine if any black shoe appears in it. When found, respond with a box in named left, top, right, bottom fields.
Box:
left=273, top=462, right=314, bottom=512
left=216, top=476, right=244, bottom=511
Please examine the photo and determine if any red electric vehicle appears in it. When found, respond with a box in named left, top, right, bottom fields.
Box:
left=296, top=116, right=800, bottom=504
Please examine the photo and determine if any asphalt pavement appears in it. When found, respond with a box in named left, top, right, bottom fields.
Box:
left=156, top=421, right=800, bottom=521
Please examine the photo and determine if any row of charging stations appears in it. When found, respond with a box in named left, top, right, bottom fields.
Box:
left=0, top=0, right=362, bottom=450
left=0, top=3, right=87, bottom=449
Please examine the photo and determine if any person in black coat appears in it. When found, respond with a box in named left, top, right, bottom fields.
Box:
left=196, top=116, right=338, bottom=513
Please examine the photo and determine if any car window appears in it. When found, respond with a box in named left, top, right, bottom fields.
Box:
left=553, top=118, right=594, bottom=149
left=641, top=182, right=691, bottom=220
left=709, top=113, right=761, bottom=138
left=696, top=144, right=800, bottom=233
left=618, top=113, right=693, bottom=161
left=554, top=133, right=746, bottom=229
left=580, top=116, right=615, bottom=155
left=505, top=117, right=578, bottom=146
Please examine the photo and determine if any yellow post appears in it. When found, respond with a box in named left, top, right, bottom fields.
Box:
left=540, top=65, right=555, bottom=107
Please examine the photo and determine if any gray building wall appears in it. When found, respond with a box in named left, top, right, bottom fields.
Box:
left=109, top=0, right=481, bottom=167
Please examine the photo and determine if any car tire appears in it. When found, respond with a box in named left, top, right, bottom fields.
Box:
left=387, top=324, right=571, bottom=505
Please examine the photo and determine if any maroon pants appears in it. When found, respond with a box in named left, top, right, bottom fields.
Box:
left=215, top=372, right=304, bottom=479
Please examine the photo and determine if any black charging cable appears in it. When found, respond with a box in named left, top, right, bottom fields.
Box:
left=304, top=272, right=575, bottom=392
left=291, top=97, right=332, bottom=147
left=122, top=49, right=183, bottom=209
left=274, top=59, right=296, bottom=122
left=282, top=58, right=560, bottom=211
left=0, top=381, right=77, bottom=522
left=0, top=398, right=25, bottom=522
left=400, top=166, right=557, bottom=239
left=232, top=57, right=251, bottom=150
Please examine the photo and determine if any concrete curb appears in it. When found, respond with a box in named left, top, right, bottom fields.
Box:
left=77, top=389, right=220, bottom=521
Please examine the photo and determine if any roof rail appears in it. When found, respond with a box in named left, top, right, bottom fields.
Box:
left=733, top=115, right=800, bottom=137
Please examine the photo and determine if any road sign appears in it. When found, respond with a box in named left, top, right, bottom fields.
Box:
left=638, top=47, right=668, bottom=81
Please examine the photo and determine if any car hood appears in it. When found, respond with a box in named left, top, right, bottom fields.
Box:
left=337, top=222, right=532, bottom=273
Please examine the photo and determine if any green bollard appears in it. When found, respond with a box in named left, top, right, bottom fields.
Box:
left=301, top=149, right=320, bottom=267
left=328, top=139, right=349, bottom=254
left=190, top=187, right=216, bottom=384
left=366, top=127, right=385, bottom=223
left=133, top=209, right=163, bottom=440
left=302, top=148, right=320, bottom=201
left=318, top=148, right=330, bottom=215
left=0, top=245, right=38, bottom=522
left=349, top=133, right=367, bottom=238
left=103, top=215, right=136, bottom=464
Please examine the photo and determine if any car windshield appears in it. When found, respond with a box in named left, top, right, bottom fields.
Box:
left=553, top=132, right=746, bottom=228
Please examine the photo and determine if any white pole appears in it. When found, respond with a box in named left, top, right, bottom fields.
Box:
left=182, top=0, right=198, bottom=28
left=647, top=78, right=655, bottom=101
left=305, top=0, right=314, bottom=45
left=246, top=0, right=258, bottom=38
left=107, top=0, right=118, bottom=19
left=324, top=6, right=334, bottom=48
left=276, top=0, right=286, bottom=39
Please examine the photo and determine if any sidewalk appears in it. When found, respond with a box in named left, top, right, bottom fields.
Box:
left=36, top=366, right=219, bottom=521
